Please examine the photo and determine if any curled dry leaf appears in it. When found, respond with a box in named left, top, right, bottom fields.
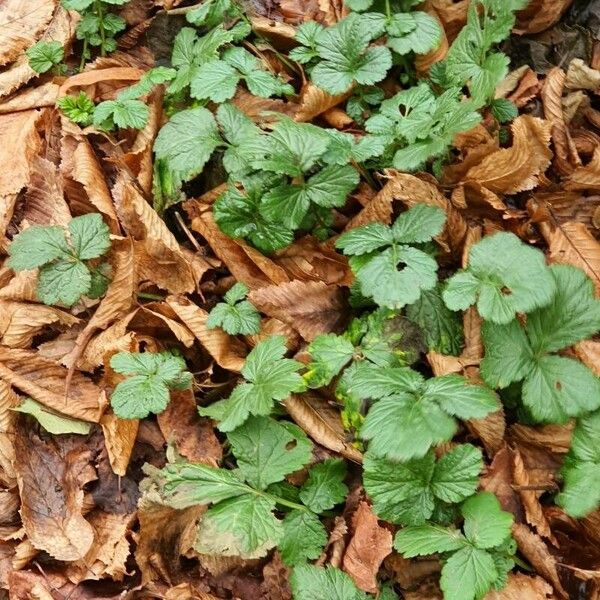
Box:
left=428, top=0, right=468, bottom=41
left=157, top=389, right=222, bottom=466
left=385, top=553, right=440, bottom=590
left=483, top=573, right=554, bottom=599
left=58, top=66, right=144, bottom=98
left=565, top=59, right=600, bottom=92
left=511, top=523, right=567, bottom=598
left=134, top=304, right=196, bottom=348
left=295, top=83, right=350, bottom=123
left=0, top=300, right=78, bottom=349
left=541, top=67, right=581, bottom=176
left=0, top=381, right=17, bottom=487
left=248, top=280, right=346, bottom=341
left=464, top=116, right=553, bottom=194
left=514, top=0, right=572, bottom=34
left=166, top=295, right=247, bottom=372
left=13, top=425, right=96, bottom=561
left=0, top=347, right=105, bottom=422
left=342, top=501, right=392, bottom=593
left=100, top=412, right=139, bottom=477
left=113, top=174, right=195, bottom=294
left=0, top=6, right=73, bottom=98
left=480, top=446, right=522, bottom=521
left=415, top=11, right=448, bottom=75
left=0, top=82, right=60, bottom=114
left=565, top=147, right=600, bottom=192
left=284, top=392, right=362, bottom=463
left=0, top=270, right=38, bottom=304
left=0, top=0, right=56, bottom=66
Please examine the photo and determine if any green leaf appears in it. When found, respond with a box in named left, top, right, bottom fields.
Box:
left=154, top=107, right=222, bottom=180
left=440, top=546, right=498, bottom=600
left=227, top=416, right=312, bottom=490
left=68, top=213, right=111, bottom=260
left=364, top=445, right=482, bottom=525
left=37, top=260, right=91, bottom=306
left=443, top=232, right=556, bottom=324
left=386, top=12, right=442, bottom=56
left=57, top=92, right=95, bottom=126
left=391, top=204, right=447, bottom=244
left=304, top=334, right=355, bottom=388
left=94, top=98, right=149, bottom=129
left=490, top=98, right=518, bottom=123
left=290, top=565, right=369, bottom=600
left=406, top=286, right=464, bottom=355
left=13, top=398, right=91, bottom=435
left=207, top=283, right=261, bottom=336
left=299, top=459, right=348, bottom=513
left=394, top=524, right=467, bottom=557
left=199, top=336, right=305, bottom=431
left=109, top=351, right=191, bottom=419
left=26, top=41, right=64, bottom=73
left=279, top=510, right=327, bottom=565
left=7, top=225, right=70, bottom=271
left=334, top=223, right=394, bottom=255
left=191, top=59, right=240, bottom=102
left=195, top=493, right=283, bottom=558
left=461, top=492, right=513, bottom=549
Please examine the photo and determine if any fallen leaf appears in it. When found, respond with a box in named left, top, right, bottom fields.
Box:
left=249, top=280, right=346, bottom=341
left=343, top=501, right=392, bottom=593
left=0, top=81, right=60, bottom=114
left=14, top=424, right=96, bottom=561
left=480, top=446, right=522, bottom=518
left=100, top=412, right=139, bottom=477
left=565, top=58, right=600, bottom=91
left=0, top=381, right=17, bottom=487
left=464, top=116, right=553, bottom=194
left=514, top=0, right=573, bottom=34
left=565, top=147, right=600, bottom=192
left=295, top=83, right=349, bottom=123
left=483, top=573, right=554, bottom=599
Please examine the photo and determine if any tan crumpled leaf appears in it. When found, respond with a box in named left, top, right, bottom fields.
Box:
left=514, top=0, right=572, bottom=34
left=295, top=83, right=349, bottom=123
left=565, top=147, right=600, bottom=192
left=512, top=448, right=555, bottom=542
left=464, top=116, right=552, bottom=194
left=166, top=295, right=247, bottom=372
left=483, top=573, right=554, bottom=599
left=0, top=81, right=60, bottom=114
left=262, top=552, right=292, bottom=600
left=345, top=172, right=468, bottom=256
left=100, top=412, right=139, bottom=477
left=14, top=426, right=95, bottom=561
left=0, top=347, right=105, bottom=422
left=285, top=393, right=362, bottom=463
left=0, top=381, right=17, bottom=487
left=565, top=58, right=600, bottom=91
left=511, top=523, right=567, bottom=598
left=113, top=174, right=195, bottom=294
left=0, top=0, right=56, bottom=66
left=541, top=67, right=581, bottom=176
left=575, top=339, right=600, bottom=376
left=428, top=0, right=468, bottom=41
left=249, top=280, right=346, bottom=341
left=0, top=7, right=73, bottom=98
left=480, top=446, right=522, bottom=519
left=134, top=304, right=195, bottom=348
left=0, top=300, right=78, bottom=349
left=0, top=269, right=38, bottom=303
left=58, top=66, right=144, bottom=97
left=66, top=510, right=134, bottom=583
left=342, top=501, right=392, bottom=593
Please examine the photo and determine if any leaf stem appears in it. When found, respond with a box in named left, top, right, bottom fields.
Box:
left=137, top=292, right=165, bottom=301
left=95, top=0, right=106, bottom=57
left=79, top=39, right=88, bottom=72
left=385, top=0, right=392, bottom=20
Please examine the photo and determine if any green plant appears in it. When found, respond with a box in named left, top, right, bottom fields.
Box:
left=364, top=444, right=482, bottom=526
left=26, top=41, right=65, bottom=74
left=149, top=415, right=347, bottom=561
left=109, top=351, right=192, bottom=419
left=395, top=492, right=516, bottom=600
left=352, top=364, right=498, bottom=460
left=7, top=214, right=111, bottom=306
left=336, top=204, right=446, bottom=308
left=290, top=565, right=370, bottom=599
left=206, top=282, right=261, bottom=335
left=443, top=232, right=556, bottom=325
left=480, top=264, right=600, bottom=423
left=557, top=411, right=600, bottom=518
left=199, top=336, right=306, bottom=431
left=57, top=92, right=96, bottom=126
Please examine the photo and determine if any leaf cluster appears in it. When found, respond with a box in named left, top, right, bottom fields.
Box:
left=206, top=282, right=261, bottom=335
left=26, top=41, right=65, bottom=74
left=7, top=214, right=111, bottom=306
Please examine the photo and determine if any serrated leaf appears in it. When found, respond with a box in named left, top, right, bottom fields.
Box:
left=68, top=213, right=111, bottom=260
left=290, top=565, right=369, bottom=600
left=394, top=524, right=467, bottom=557
left=305, top=334, right=355, bottom=388
left=13, top=398, right=91, bottom=435
left=26, top=40, right=64, bottom=73
left=386, top=12, right=442, bottom=56
left=228, top=417, right=312, bottom=490
left=8, top=225, right=70, bottom=271
left=38, top=260, right=91, bottom=306
left=462, top=492, right=513, bottom=549
left=440, top=546, right=499, bottom=600
left=279, top=510, right=327, bottom=565
left=191, top=59, right=240, bottom=102
left=299, top=459, right=348, bottom=513
left=57, top=92, right=95, bottom=126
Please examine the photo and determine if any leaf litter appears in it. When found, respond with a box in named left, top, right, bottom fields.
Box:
left=0, top=0, right=600, bottom=598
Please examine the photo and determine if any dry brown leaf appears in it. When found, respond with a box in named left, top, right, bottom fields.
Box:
left=66, top=510, right=134, bottom=582
left=0, top=347, right=105, bottom=422
left=480, top=446, right=521, bottom=518
left=464, top=116, right=552, bottom=194
left=113, top=175, right=195, bottom=294
left=14, top=425, right=95, bottom=561
left=0, top=0, right=56, bottom=66
left=322, top=107, right=352, bottom=129
left=415, top=11, right=448, bottom=74
left=540, top=220, right=600, bottom=295
left=135, top=304, right=196, bottom=348
left=509, top=422, right=573, bottom=456
left=514, top=0, right=572, bottom=34
left=468, top=409, right=506, bottom=457
left=249, top=280, right=346, bottom=341
left=230, top=87, right=298, bottom=122
left=427, top=0, right=468, bottom=41
left=166, top=295, right=247, bottom=372
left=511, top=523, right=567, bottom=598
left=565, top=147, right=600, bottom=192
left=0, top=7, right=73, bottom=98
left=512, top=448, right=555, bottom=541
left=0, top=381, right=17, bottom=488
left=541, top=67, right=581, bottom=176
left=385, top=553, right=440, bottom=590
left=100, top=412, right=139, bottom=477
left=78, top=316, right=136, bottom=372
left=342, top=501, right=392, bottom=593
left=0, top=300, right=78, bottom=348
left=575, top=339, right=600, bottom=376
left=157, top=389, right=222, bottom=467
left=58, top=66, right=144, bottom=97
left=565, top=58, right=600, bottom=92
left=483, top=573, right=555, bottom=599
left=285, top=393, right=362, bottom=463
left=262, top=552, right=293, bottom=600
left=0, top=81, right=60, bottom=114
left=250, top=15, right=296, bottom=41
left=0, top=269, right=39, bottom=303
left=295, top=83, right=349, bottom=122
